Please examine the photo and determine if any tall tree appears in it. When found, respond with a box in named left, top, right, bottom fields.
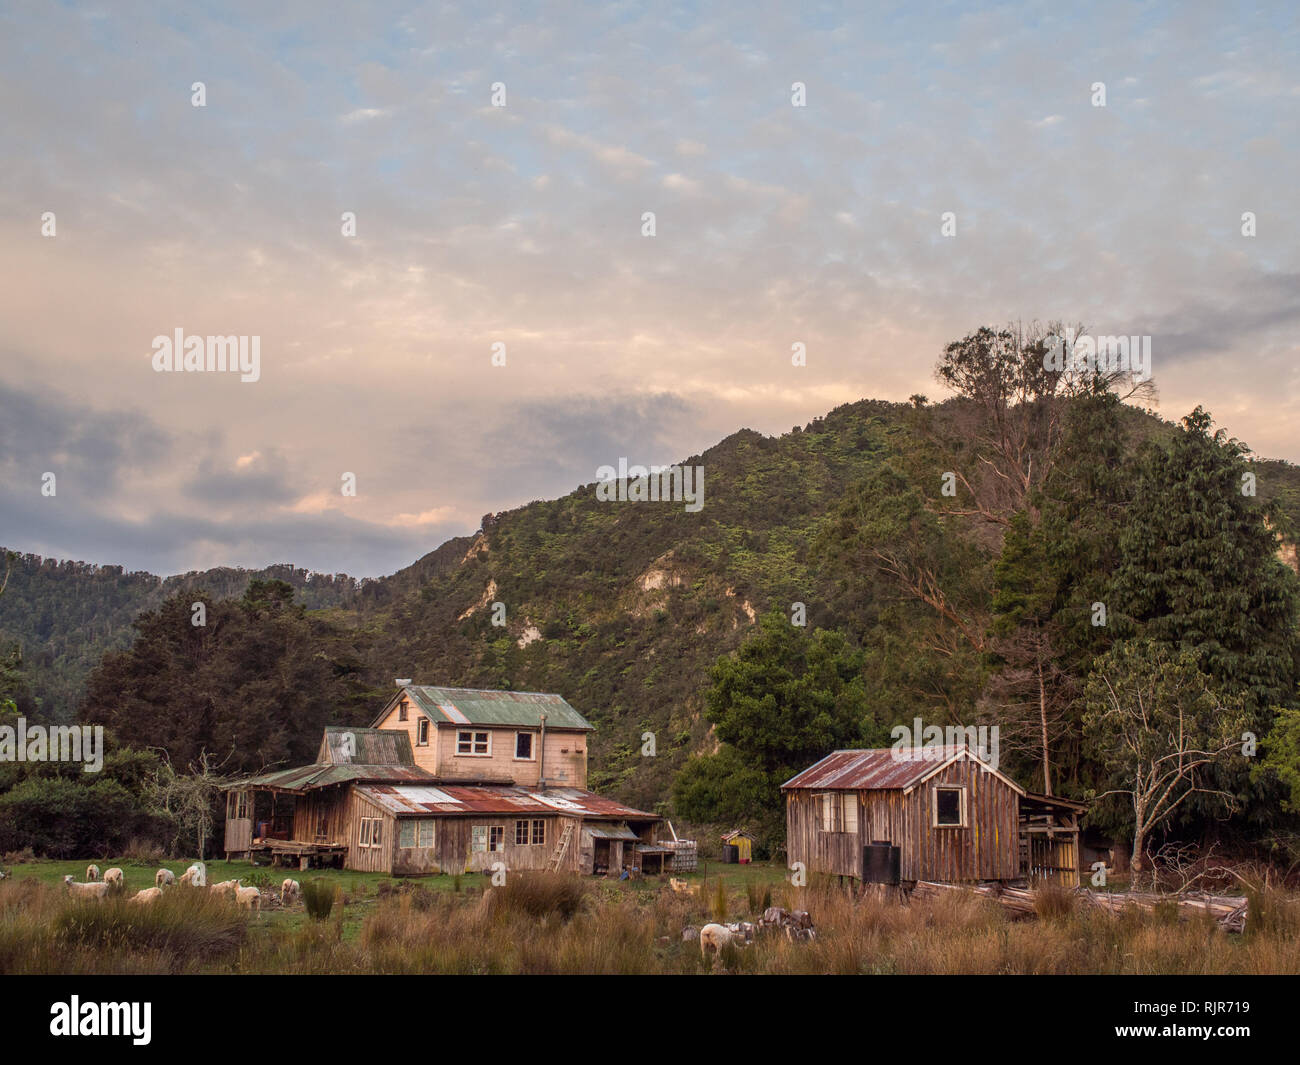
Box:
left=1083, top=639, right=1248, bottom=878
left=673, top=610, right=884, bottom=848
left=1109, top=407, right=1300, bottom=826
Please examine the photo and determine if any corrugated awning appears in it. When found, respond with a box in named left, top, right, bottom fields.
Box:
left=584, top=823, right=638, bottom=841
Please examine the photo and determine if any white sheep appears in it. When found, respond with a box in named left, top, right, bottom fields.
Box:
left=102, top=867, right=124, bottom=891
left=699, top=922, right=733, bottom=959
left=155, top=868, right=176, bottom=888
left=63, top=875, right=110, bottom=901
left=130, top=887, right=164, bottom=905
left=234, top=885, right=261, bottom=910
left=209, top=879, right=240, bottom=899
left=85, top=864, right=100, bottom=882
left=280, top=878, right=300, bottom=902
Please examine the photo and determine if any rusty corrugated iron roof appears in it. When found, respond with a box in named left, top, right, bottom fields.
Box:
left=318, top=726, right=415, bottom=766
left=781, top=746, right=984, bottom=791
left=353, top=783, right=660, bottom=821
left=375, top=686, right=594, bottom=731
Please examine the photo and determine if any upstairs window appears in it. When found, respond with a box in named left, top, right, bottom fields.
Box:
left=417, top=718, right=430, bottom=746
left=398, top=702, right=408, bottom=722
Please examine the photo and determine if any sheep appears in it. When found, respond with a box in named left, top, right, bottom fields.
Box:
left=86, top=864, right=100, bottom=882
left=155, top=868, right=176, bottom=889
left=178, top=863, right=207, bottom=888
left=63, top=875, right=110, bottom=901
left=699, top=922, right=733, bottom=959
left=234, top=885, right=261, bottom=910
left=280, top=878, right=300, bottom=902
left=209, top=879, right=240, bottom=899
left=130, top=887, right=164, bottom=905
left=102, top=867, right=124, bottom=891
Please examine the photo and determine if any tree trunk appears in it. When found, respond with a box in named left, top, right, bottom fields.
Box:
left=1037, top=656, right=1053, bottom=796
left=1130, top=830, right=1144, bottom=876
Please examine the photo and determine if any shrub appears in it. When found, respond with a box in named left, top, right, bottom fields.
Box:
left=301, top=879, right=337, bottom=921
left=711, top=878, right=728, bottom=921
left=486, top=872, right=589, bottom=921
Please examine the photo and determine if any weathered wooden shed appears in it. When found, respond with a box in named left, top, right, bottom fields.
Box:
left=782, top=746, right=1082, bottom=886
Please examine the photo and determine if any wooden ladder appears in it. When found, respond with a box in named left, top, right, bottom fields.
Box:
left=548, top=821, right=575, bottom=871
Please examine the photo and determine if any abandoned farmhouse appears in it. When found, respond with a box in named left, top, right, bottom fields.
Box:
left=223, top=686, right=667, bottom=876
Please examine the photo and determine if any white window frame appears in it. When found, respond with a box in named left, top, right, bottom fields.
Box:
left=932, top=786, right=968, bottom=828
left=471, top=825, right=488, bottom=853
left=514, top=730, right=535, bottom=761
left=457, top=730, right=491, bottom=757
left=416, top=717, right=430, bottom=746
left=399, top=820, right=416, bottom=848
left=359, top=816, right=383, bottom=849
left=489, top=825, right=505, bottom=852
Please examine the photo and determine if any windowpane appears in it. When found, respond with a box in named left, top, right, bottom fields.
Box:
left=515, top=820, right=529, bottom=845
left=489, top=826, right=504, bottom=851
left=418, top=821, right=435, bottom=848
left=516, top=732, right=532, bottom=759
left=400, top=821, right=416, bottom=848
left=531, top=820, right=546, bottom=846
left=936, top=788, right=962, bottom=826
left=471, top=825, right=488, bottom=852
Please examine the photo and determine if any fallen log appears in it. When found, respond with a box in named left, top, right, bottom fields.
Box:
left=911, top=881, right=1249, bottom=933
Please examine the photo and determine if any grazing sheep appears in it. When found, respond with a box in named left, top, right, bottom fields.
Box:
left=234, top=885, right=261, bottom=910
left=85, top=864, right=100, bottom=882
left=280, top=879, right=300, bottom=902
left=63, top=875, right=110, bottom=901
left=699, top=922, right=733, bottom=959
left=102, top=867, right=124, bottom=891
left=130, top=887, right=164, bottom=905
left=178, top=865, right=205, bottom=888
left=209, top=879, right=240, bottom=899
left=155, top=868, right=176, bottom=889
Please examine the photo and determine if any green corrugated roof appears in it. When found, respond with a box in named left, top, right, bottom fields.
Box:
left=382, top=686, right=594, bottom=731
left=233, top=762, right=435, bottom=792
left=318, top=726, right=415, bottom=766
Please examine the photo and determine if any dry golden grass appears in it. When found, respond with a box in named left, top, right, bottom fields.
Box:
left=3, top=875, right=1298, bottom=975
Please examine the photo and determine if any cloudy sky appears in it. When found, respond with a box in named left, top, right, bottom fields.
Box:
left=1, top=1, right=1296, bottom=577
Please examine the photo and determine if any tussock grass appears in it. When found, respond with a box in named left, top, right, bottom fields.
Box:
left=3, top=873, right=1299, bottom=974
left=0, top=879, right=247, bottom=974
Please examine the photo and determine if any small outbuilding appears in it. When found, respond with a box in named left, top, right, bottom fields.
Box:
left=721, top=829, right=755, bottom=863
left=782, top=745, right=1082, bottom=886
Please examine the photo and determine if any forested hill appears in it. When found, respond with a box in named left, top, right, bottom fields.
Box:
left=5, top=348, right=1300, bottom=826
left=0, top=558, right=359, bottom=718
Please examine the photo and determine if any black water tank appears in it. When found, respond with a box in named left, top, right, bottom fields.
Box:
left=863, top=843, right=900, bottom=884
left=722, top=844, right=739, bottom=864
